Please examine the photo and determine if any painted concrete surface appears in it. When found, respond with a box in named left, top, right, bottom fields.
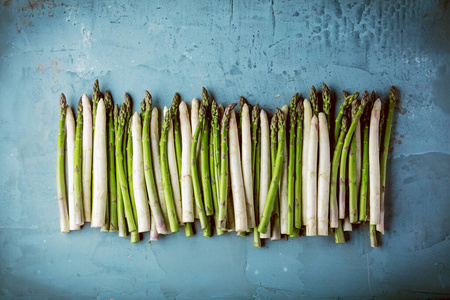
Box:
left=1, top=0, right=449, bottom=298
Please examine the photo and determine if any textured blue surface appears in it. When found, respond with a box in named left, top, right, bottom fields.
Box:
left=1, top=0, right=449, bottom=298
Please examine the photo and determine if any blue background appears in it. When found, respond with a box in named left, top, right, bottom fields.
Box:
left=1, top=0, right=449, bottom=298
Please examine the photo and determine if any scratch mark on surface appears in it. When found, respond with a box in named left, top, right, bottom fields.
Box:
left=270, top=0, right=276, bottom=41
left=366, top=253, right=372, bottom=295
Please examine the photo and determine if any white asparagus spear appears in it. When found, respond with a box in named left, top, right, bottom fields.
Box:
left=259, top=110, right=271, bottom=239
left=279, top=105, right=289, bottom=234
left=317, top=113, right=330, bottom=236
left=229, top=110, right=248, bottom=232
left=369, top=99, right=382, bottom=225
left=164, top=106, right=183, bottom=225
left=149, top=217, right=159, bottom=241
left=132, top=112, right=151, bottom=232
left=81, top=94, right=92, bottom=222
left=306, top=114, right=318, bottom=236
left=302, top=99, right=312, bottom=225
left=66, top=106, right=80, bottom=230
left=179, top=101, right=194, bottom=223
left=151, top=107, right=170, bottom=234
left=241, top=104, right=255, bottom=228
left=356, top=121, right=362, bottom=193
left=91, top=99, right=107, bottom=228
left=191, top=98, right=200, bottom=219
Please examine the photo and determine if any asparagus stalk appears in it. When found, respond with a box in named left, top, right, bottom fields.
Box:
left=329, top=115, right=349, bottom=228
left=355, top=120, right=362, bottom=199
left=317, top=112, right=330, bottom=236
left=150, top=107, right=170, bottom=233
left=306, top=115, right=319, bottom=236
left=115, top=103, right=137, bottom=233
left=126, top=120, right=138, bottom=233
left=81, top=94, right=92, bottom=222
left=253, top=124, right=262, bottom=247
left=310, top=85, right=319, bottom=116
left=212, top=100, right=221, bottom=210
left=114, top=105, right=127, bottom=237
left=343, top=217, right=353, bottom=231
left=241, top=103, right=255, bottom=228
left=270, top=113, right=281, bottom=240
left=334, top=91, right=359, bottom=143
left=166, top=101, right=183, bottom=225
left=348, top=100, right=360, bottom=223
left=359, top=99, right=371, bottom=222
left=160, top=108, right=180, bottom=233
left=190, top=102, right=208, bottom=229
left=302, top=99, right=312, bottom=225
left=91, top=80, right=100, bottom=210
left=218, top=103, right=237, bottom=230
left=104, top=91, right=117, bottom=231
left=279, top=105, right=289, bottom=234
left=200, top=88, right=214, bottom=217
left=172, top=95, right=182, bottom=177
left=150, top=218, right=159, bottom=241
left=66, top=105, right=80, bottom=230
left=180, top=101, right=194, bottom=223
left=56, top=94, right=70, bottom=233
left=339, top=92, right=369, bottom=219
left=258, top=109, right=286, bottom=234
left=191, top=98, right=200, bottom=219
left=378, top=87, right=397, bottom=234
left=141, top=92, right=167, bottom=234
left=132, top=112, right=151, bottom=232
left=287, top=94, right=298, bottom=235
left=91, top=97, right=108, bottom=228
left=294, top=101, right=304, bottom=229
left=334, top=220, right=345, bottom=243
left=210, top=126, right=225, bottom=235
left=73, top=98, right=84, bottom=226
left=369, top=99, right=382, bottom=225
left=101, top=94, right=113, bottom=232
left=229, top=110, right=248, bottom=232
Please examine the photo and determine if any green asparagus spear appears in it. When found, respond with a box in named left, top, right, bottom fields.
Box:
left=348, top=100, right=360, bottom=223
left=334, top=220, right=345, bottom=243
left=294, top=101, right=304, bottom=229
left=73, top=98, right=84, bottom=225
left=287, top=93, right=299, bottom=235
left=218, top=103, right=237, bottom=230
left=322, top=83, right=331, bottom=132
left=141, top=92, right=167, bottom=234
left=253, top=124, right=262, bottom=247
left=334, top=91, right=359, bottom=143
left=310, top=86, right=318, bottom=116
left=57, top=94, right=70, bottom=233
left=171, top=93, right=182, bottom=177
left=270, top=113, right=280, bottom=239
left=160, top=108, right=180, bottom=233
left=127, top=120, right=140, bottom=242
left=258, top=109, right=286, bottom=234
left=200, top=87, right=214, bottom=216
left=91, top=79, right=100, bottom=205
left=114, top=105, right=127, bottom=237
left=210, top=127, right=225, bottom=235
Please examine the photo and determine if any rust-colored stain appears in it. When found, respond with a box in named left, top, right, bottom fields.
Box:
left=36, top=64, right=45, bottom=74
left=3, top=0, right=11, bottom=6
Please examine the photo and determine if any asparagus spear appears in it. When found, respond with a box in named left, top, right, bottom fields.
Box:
left=114, top=105, right=127, bottom=237
left=73, top=98, right=84, bottom=226
left=218, top=103, right=237, bottom=230
left=179, top=101, right=194, bottom=223
left=253, top=124, right=262, bottom=247
left=306, top=115, right=319, bottom=236
left=258, top=109, right=286, bottom=234
left=160, top=107, right=180, bottom=233
left=369, top=98, right=382, bottom=226
left=334, top=91, right=359, bottom=143
left=359, top=99, right=371, bottom=222
left=334, top=220, right=345, bottom=243
left=241, top=103, right=255, bottom=228
left=200, top=88, right=214, bottom=216
left=294, top=101, right=304, bottom=229
left=115, top=103, right=137, bottom=233
left=141, top=92, right=167, bottom=234
left=150, top=107, right=170, bottom=233
left=378, top=87, right=397, bottom=234
left=91, top=80, right=100, bottom=208
left=127, top=120, right=140, bottom=242
left=229, top=110, right=248, bottom=232
left=212, top=100, right=221, bottom=209
left=66, top=105, right=80, bottom=230
left=270, top=113, right=281, bottom=240
left=287, top=94, right=298, bottom=235
left=81, top=94, right=92, bottom=222
left=100, top=93, right=113, bottom=232
left=190, top=101, right=208, bottom=230
left=104, top=91, right=117, bottom=231
left=210, top=126, right=225, bottom=235
left=279, top=105, right=289, bottom=235
left=191, top=98, right=200, bottom=219
left=348, top=100, right=360, bottom=223
left=317, top=112, right=330, bottom=236
left=302, top=99, right=312, bottom=225
left=259, top=110, right=271, bottom=238
left=339, top=92, right=369, bottom=220
left=329, top=115, right=349, bottom=228
left=56, top=94, right=70, bottom=233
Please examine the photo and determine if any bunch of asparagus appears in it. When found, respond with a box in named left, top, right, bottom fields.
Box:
left=56, top=80, right=397, bottom=247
